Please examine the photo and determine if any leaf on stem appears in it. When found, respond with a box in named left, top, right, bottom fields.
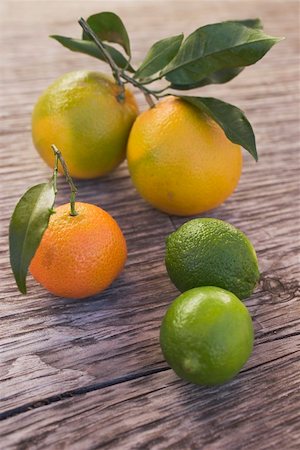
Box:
left=50, top=35, right=134, bottom=72
left=169, top=20, right=263, bottom=89
left=9, top=182, right=56, bottom=294
left=181, top=96, right=258, bottom=160
left=170, top=67, right=245, bottom=90
left=134, top=34, right=184, bottom=80
left=82, top=11, right=131, bottom=57
left=161, top=21, right=282, bottom=87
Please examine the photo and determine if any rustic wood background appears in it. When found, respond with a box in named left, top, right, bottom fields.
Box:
left=1, top=0, right=299, bottom=449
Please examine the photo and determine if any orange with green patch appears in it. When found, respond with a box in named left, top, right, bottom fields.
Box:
left=32, top=70, right=138, bottom=179
left=127, top=96, right=242, bottom=216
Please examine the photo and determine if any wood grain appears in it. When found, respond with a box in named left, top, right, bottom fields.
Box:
left=1, top=345, right=299, bottom=450
left=1, top=1, right=300, bottom=449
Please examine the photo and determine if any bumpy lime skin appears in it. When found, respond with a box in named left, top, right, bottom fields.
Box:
left=165, top=218, right=260, bottom=299
left=160, top=287, right=254, bottom=385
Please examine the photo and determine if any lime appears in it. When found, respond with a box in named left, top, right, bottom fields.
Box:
left=165, top=218, right=260, bottom=299
left=160, top=287, right=254, bottom=385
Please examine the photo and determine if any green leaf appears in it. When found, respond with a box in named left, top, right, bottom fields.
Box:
left=170, top=67, right=245, bottom=90
left=234, top=18, right=263, bottom=30
left=50, top=35, right=134, bottom=72
left=169, top=19, right=263, bottom=89
left=181, top=96, right=258, bottom=160
left=9, top=182, right=55, bottom=294
left=161, top=21, right=282, bottom=87
left=134, top=34, right=184, bottom=80
left=82, top=12, right=131, bottom=57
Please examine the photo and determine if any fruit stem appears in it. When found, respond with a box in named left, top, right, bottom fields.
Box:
left=152, top=85, right=171, bottom=94
left=78, top=18, right=125, bottom=102
left=121, top=71, right=157, bottom=107
left=144, top=93, right=156, bottom=108
left=51, top=145, right=78, bottom=216
left=78, top=17, right=158, bottom=108
left=52, top=151, right=59, bottom=197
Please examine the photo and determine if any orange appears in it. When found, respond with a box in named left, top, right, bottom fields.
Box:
left=127, top=96, right=242, bottom=216
left=32, top=71, right=138, bottom=179
left=30, top=202, right=127, bottom=298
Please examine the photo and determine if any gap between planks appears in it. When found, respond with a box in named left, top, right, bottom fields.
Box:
left=0, top=366, right=171, bottom=422
left=1, top=332, right=298, bottom=422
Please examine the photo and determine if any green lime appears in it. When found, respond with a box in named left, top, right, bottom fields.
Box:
left=160, top=287, right=254, bottom=385
left=165, top=218, right=260, bottom=299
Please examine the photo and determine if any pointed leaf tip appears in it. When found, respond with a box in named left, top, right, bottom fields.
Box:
left=9, top=182, right=55, bottom=294
left=83, top=11, right=131, bottom=57
left=135, top=33, right=184, bottom=80
left=162, top=21, right=282, bottom=88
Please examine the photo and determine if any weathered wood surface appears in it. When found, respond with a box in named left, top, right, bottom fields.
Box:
left=0, top=0, right=299, bottom=449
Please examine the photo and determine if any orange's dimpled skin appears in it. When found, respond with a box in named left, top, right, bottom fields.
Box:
left=127, top=97, right=242, bottom=216
left=29, top=203, right=127, bottom=299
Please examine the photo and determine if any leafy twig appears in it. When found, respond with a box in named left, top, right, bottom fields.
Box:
left=78, top=18, right=159, bottom=108
left=79, top=17, right=125, bottom=100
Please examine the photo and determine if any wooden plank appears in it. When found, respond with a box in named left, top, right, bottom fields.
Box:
left=1, top=341, right=299, bottom=449
left=1, top=0, right=300, bottom=447
left=0, top=160, right=178, bottom=410
left=1, top=255, right=299, bottom=414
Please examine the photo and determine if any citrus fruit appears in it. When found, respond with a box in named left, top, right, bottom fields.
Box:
left=165, top=218, right=259, bottom=299
left=32, top=71, right=138, bottom=179
left=160, top=287, right=254, bottom=385
left=29, top=202, right=127, bottom=298
left=126, top=96, right=242, bottom=216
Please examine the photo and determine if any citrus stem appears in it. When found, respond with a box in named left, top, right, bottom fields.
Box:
left=144, top=93, right=155, bottom=108
left=78, top=18, right=158, bottom=108
left=78, top=18, right=125, bottom=101
left=51, top=145, right=78, bottom=216
left=52, top=151, right=59, bottom=197
left=152, top=85, right=171, bottom=94
left=121, top=72, right=157, bottom=107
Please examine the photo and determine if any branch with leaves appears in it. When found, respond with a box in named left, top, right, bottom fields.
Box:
left=51, top=12, right=282, bottom=160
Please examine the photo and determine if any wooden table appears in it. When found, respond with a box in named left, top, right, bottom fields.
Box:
left=1, top=1, right=299, bottom=448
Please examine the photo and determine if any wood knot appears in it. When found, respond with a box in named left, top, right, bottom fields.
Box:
left=259, top=274, right=300, bottom=304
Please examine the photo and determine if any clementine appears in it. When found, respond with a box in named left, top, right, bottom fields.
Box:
left=30, top=202, right=127, bottom=298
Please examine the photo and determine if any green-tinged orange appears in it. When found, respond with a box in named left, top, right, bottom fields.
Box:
left=32, top=71, right=138, bottom=179
left=160, top=287, right=254, bottom=385
left=127, top=96, right=242, bottom=216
